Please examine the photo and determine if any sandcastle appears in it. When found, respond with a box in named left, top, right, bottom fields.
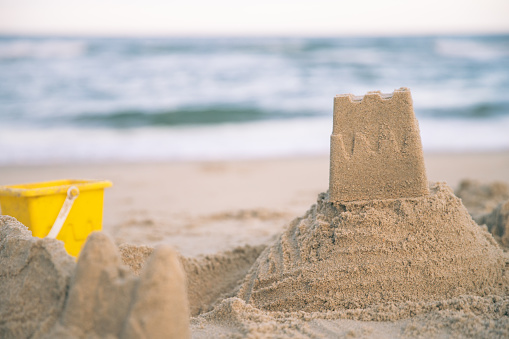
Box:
left=330, top=87, right=428, bottom=202
left=237, top=88, right=506, bottom=311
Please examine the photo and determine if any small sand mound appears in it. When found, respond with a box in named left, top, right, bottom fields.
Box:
left=455, top=179, right=509, bottom=216
left=0, top=216, right=75, bottom=339
left=119, top=243, right=265, bottom=316
left=182, top=245, right=265, bottom=316
left=238, top=182, right=506, bottom=312
left=476, top=200, right=509, bottom=248
left=0, top=216, right=190, bottom=339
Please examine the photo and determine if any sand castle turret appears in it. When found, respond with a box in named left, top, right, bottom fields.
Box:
left=330, top=87, right=429, bottom=202
left=237, top=88, right=506, bottom=312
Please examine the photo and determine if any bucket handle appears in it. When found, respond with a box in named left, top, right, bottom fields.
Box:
left=46, top=186, right=79, bottom=238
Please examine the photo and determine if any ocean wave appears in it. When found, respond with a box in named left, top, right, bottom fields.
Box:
left=92, top=38, right=331, bottom=57
left=417, top=102, right=509, bottom=118
left=0, top=40, right=86, bottom=59
left=419, top=116, right=509, bottom=152
left=435, top=38, right=509, bottom=61
left=56, top=101, right=509, bottom=130
left=0, top=34, right=508, bottom=164
left=0, top=116, right=508, bottom=166
left=0, top=118, right=331, bottom=165
left=69, top=106, right=317, bottom=128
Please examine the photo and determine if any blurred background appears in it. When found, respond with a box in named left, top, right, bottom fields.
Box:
left=1, top=0, right=508, bottom=165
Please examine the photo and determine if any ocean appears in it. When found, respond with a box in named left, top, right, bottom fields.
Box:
left=1, top=35, right=508, bottom=165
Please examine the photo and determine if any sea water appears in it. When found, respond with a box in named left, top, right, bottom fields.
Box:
left=0, top=35, right=508, bottom=165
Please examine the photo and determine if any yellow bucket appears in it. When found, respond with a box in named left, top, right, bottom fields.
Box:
left=0, top=179, right=112, bottom=257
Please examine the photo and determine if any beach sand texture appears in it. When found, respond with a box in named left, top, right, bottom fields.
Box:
left=1, top=182, right=509, bottom=338
left=1, top=89, right=509, bottom=338
left=239, top=89, right=505, bottom=312
left=0, top=216, right=190, bottom=339
left=238, top=182, right=506, bottom=312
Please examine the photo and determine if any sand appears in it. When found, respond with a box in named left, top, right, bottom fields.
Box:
left=2, top=181, right=509, bottom=338
left=0, top=216, right=190, bottom=339
left=119, top=243, right=265, bottom=316
left=1, top=152, right=509, bottom=338
left=238, top=182, right=506, bottom=312
left=455, top=179, right=509, bottom=217
left=0, top=216, right=74, bottom=338
left=1, top=153, right=508, bottom=256
left=234, top=89, right=506, bottom=314
left=330, top=88, right=428, bottom=202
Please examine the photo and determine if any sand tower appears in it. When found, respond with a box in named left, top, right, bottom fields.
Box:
left=237, top=88, right=506, bottom=312
left=330, top=87, right=428, bottom=202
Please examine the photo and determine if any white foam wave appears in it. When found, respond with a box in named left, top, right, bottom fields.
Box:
left=435, top=39, right=509, bottom=61
left=0, top=40, right=86, bottom=59
left=0, top=118, right=330, bottom=165
left=419, top=116, right=509, bottom=152
left=0, top=117, right=508, bottom=166
left=413, top=87, right=498, bottom=110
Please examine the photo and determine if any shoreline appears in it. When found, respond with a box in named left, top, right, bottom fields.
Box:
left=1, top=150, right=508, bottom=184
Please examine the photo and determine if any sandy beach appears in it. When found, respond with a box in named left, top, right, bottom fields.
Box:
left=1, top=151, right=509, bottom=338
left=1, top=13, right=508, bottom=335
left=1, top=152, right=508, bottom=256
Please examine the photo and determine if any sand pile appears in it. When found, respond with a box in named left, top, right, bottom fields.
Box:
left=476, top=200, right=509, bottom=248
left=455, top=179, right=509, bottom=216
left=119, top=243, right=265, bottom=316
left=237, top=182, right=506, bottom=312
left=234, top=89, right=504, bottom=313
left=2, top=187, right=509, bottom=338
left=0, top=216, right=190, bottom=339
left=0, top=216, right=74, bottom=338
left=0, top=215, right=264, bottom=337
left=454, top=180, right=509, bottom=247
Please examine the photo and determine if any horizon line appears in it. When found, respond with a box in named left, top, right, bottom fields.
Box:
left=1, top=30, right=509, bottom=40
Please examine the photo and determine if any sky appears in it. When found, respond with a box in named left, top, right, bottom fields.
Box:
left=0, top=0, right=508, bottom=37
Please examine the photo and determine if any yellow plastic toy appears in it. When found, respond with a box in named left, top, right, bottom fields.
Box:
left=0, top=179, right=112, bottom=257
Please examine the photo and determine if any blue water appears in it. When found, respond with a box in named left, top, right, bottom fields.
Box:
left=1, top=35, right=508, bottom=164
